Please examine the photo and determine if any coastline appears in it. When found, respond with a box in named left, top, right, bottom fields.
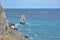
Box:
left=0, top=5, right=28, bottom=40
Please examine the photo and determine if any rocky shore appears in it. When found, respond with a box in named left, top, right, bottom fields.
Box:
left=0, top=4, right=28, bottom=40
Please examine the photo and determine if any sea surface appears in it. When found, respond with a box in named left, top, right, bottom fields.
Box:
left=5, top=9, right=60, bottom=40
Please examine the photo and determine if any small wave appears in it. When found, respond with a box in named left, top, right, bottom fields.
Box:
left=15, top=23, right=20, bottom=26
left=25, top=22, right=33, bottom=26
left=15, top=23, right=20, bottom=27
left=26, top=22, right=41, bottom=26
left=30, top=37, right=34, bottom=39
left=15, top=23, right=24, bottom=28
left=27, top=29, right=38, bottom=37
left=26, top=22, right=30, bottom=25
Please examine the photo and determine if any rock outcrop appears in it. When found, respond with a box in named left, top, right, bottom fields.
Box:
left=0, top=4, right=28, bottom=40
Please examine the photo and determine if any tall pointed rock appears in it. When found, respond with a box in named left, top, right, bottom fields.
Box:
left=0, top=4, right=8, bottom=33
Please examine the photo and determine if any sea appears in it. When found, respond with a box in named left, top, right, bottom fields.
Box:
left=4, top=9, right=60, bottom=40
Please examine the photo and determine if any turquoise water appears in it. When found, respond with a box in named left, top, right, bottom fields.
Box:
left=5, top=9, right=60, bottom=40
left=9, top=19, right=60, bottom=40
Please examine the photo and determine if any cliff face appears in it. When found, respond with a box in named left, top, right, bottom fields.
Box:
left=0, top=4, right=7, bottom=34
left=0, top=4, right=28, bottom=40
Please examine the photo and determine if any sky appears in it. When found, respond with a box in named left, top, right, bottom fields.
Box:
left=0, top=0, right=60, bottom=9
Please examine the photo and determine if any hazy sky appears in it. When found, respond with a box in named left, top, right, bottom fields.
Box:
left=0, top=0, right=60, bottom=8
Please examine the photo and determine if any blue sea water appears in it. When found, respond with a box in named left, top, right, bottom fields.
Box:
left=5, top=9, right=60, bottom=40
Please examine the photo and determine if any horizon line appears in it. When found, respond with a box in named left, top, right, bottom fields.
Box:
left=4, top=8, right=60, bottom=9
left=3, top=7, right=60, bottom=9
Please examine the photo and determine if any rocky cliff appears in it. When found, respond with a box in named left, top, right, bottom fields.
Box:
left=0, top=4, right=28, bottom=40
